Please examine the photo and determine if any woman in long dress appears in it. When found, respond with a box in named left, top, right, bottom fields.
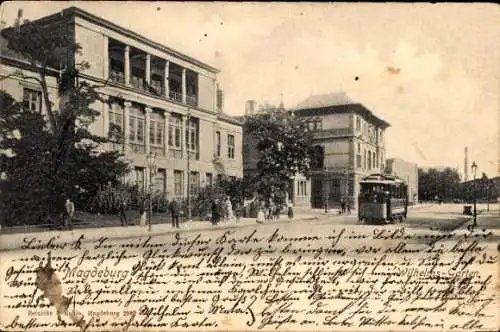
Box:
left=256, top=200, right=265, bottom=224
left=225, top=196, right=234, bottom=222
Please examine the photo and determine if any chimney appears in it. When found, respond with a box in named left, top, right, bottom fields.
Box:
left=14, top=9, right=23, bottom=30
left=245, top=100, right=256, bottom=116
left=216, top=85, right=223, bottom=113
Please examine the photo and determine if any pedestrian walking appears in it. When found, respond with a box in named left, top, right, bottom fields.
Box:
left=139, top=200, right=147, bottom=226
left=346, top=202, right=351, bottom=215
left=256, top=200, right=265, bottom=224
left=169, top=198, right=180, bottom=229
left=267, top=199, right=275, bottom=221
left=274, top=204, right=281, bottom=220
left=119, top=200, right=128, bottom=226
left=340, top=198, right=346, bottom=214
left=64, top=198, right=75, bottom=229
left=234, top=202, right=242, bottom=223
left=211, top=198, right=220, bottom=225
left=224, top=196, right=234, bottom=222
left=287, top=201, right=294, bottom=219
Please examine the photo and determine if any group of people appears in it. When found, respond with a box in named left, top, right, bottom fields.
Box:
left=47, top=198, right=75, bottom=230
left=211, top=196, right=240, bottom=225
left=340, top=198, right=351, bottom=215
left=255, top=198, right=294, bottom=224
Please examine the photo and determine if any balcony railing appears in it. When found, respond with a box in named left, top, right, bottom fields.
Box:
left=169, top=148, right=182, bottom=159
left=169, top=91, right=183, bottom=102
left=151, top=146, right=165, bottom=156
left=108, top=72, right=198, bottom=108
left=186, top=94, right=198, bottom=107
left=110, top=70, right=125, bottom=84
left=131, top=76, right=144, bottom=90
left=129, top=143, right=145, bottom=154
left=148, top=81, right=164, bottom=96
left=187, top=150, right=199, bottom=161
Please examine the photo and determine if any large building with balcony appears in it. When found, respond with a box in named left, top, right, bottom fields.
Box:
left=0, top=7, right=243, bottom=200
left=290, top=92, right=390, bottom=210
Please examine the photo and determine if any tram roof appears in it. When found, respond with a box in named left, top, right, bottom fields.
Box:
left=360, top=173, right=405, bottom=184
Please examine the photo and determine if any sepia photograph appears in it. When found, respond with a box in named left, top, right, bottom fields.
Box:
left=0, top=2, right=498, bottom=331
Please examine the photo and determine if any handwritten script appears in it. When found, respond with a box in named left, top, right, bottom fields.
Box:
left=0, top=224, right=497, bottom=331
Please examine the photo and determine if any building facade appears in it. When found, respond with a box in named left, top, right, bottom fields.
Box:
left=0, top=7, right=243, bottom=200
left=291, top=93, right=390, bottom=210
left=385, top=158, right=419, bottom=205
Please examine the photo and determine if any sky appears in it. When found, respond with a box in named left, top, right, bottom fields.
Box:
left=1, top=2, right=499, bottom=178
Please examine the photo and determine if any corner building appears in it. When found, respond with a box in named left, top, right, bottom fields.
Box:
left=0, top=7, right=243, bottom=200
left=291, top=93, right=390, bottom=210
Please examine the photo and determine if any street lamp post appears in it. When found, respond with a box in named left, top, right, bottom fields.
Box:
left=344, top=169, right=349, bottom=209
left=147, top=152, right=158, bottom=232
left=186, top=108, right=192, bottom=221
left=323, top=165, right=328, bottom=213
left=471, top=161, right=477, bottom=227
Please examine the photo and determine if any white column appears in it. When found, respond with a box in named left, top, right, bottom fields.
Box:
left=182, top=68, right=187, bottom=104
left=164, top=60, right=170, bottom=98
left=145, top=54, right=151, bottom=85
left=124, top=45, right=130, bottom=86
left=181, top=114, right=186, bottom=159
left=103, top=35, right=109, bottom=79
left=163, top=111, right=169, bottom=156
left=123, top=101, right=131, bottom=151
left=145, top=107, right=152, bottom=155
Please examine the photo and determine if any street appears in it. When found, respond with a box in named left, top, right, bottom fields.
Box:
left=0, top=203, right=498, bottom=331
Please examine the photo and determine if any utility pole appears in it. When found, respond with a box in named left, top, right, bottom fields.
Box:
left=186, top=108, right=192, bottom=221
left=147, top=152, right=157, bottom=232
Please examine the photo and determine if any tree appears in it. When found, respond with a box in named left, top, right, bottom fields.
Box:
left=243, top=106, right=316, bottom=200
left=418, top=167, right=461, bottom=202
left=0, top=18, right=128, bottom=225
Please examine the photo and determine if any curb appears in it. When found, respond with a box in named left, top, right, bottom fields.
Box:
left=0, top=216, right=319, bottom=252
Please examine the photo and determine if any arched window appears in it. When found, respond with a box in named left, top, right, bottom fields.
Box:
left=368, top=151, right=372, bottom=170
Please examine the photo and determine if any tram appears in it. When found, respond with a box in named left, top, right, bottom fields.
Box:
left=358, top=173, right=408, bottom=224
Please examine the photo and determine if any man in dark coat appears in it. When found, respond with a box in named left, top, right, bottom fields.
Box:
left=211, top=198, right=220, bottom=225
left=169, top=198, right=180, bottom=228
left=119, top=200, right=128, bottom=226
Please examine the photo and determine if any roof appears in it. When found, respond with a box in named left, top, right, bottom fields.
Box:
left=217, top=112, right=243, bottom=126
left=360, top=173, right=405, bottom=184
left=292, top=92, right=356, bottom=110
left=3, top=6, right=219, bottom=74
left=291, top=93, right=390, bottom=129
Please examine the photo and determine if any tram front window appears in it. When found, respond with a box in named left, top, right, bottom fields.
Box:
left=360, top=183, right=389, bottom=202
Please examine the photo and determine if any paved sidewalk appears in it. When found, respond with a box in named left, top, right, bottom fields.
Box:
left=0, top=213, right=319, bottom=251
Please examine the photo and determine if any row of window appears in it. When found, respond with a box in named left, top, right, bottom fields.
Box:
left=134, top=168, right=230, bottom=197
left=305, top=119, right=323, bottom=131
left=356, top=143, right=382, bottom=171
left=355, top=115, right=382, bottom=143
left=297, top=180, right=308, bottom=196
left=215, top=130, right=235, bottom=159
left=109, top=107, right=236, bottom=159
